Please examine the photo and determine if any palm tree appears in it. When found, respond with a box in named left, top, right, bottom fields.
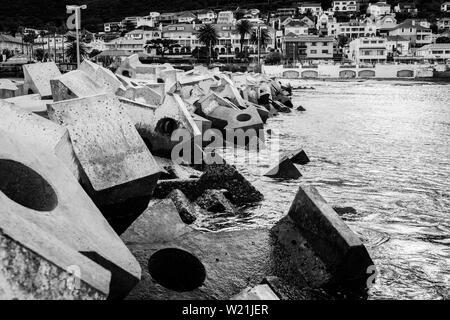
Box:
left=39, top=30, right=46, bottom=56
left=250, top=28, right=272, bottom=53
left=23, top=31, right=37, bottom=61
left=196, top=24, right=218, bottom=64
left=235, top=19, right=253, bottom=53
left=66, top=34, right=87, bottom=64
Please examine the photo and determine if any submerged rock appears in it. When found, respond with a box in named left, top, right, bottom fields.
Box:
left=195, top=189, right=235, bottom=214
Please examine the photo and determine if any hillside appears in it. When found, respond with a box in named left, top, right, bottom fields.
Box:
left=0, top=0, right=444, bottom=33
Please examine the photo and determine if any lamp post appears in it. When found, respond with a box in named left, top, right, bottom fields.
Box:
left=66, top=4, right=87, bottom=67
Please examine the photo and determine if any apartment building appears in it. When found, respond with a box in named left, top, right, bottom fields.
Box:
left=328, top=21, right=377, bottom=38
left=282, top=35, right=335, bottom=60
left=196, top=10, right=216, bottom=23
left=284, top=20, right=311, bottom=36
left=385, top=35, right=410, bottom=56
left=124, top=29, right=162, bottom=42
left=276, top=8, right=298, bottom=17
left=394, top=2, right=418, bottom=16
left=348, top=36, right=387, bottom=63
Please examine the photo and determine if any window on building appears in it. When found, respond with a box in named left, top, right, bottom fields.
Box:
left=322, top=50, right=329, bottom=54
left=310, top=49, right=317, bottom=53
left=311, top=42, right=317, bottom=46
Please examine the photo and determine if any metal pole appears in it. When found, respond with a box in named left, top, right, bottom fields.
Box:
left=75, top=8, right=80, bottom=67
left=257, top=26, right=260, bottom=67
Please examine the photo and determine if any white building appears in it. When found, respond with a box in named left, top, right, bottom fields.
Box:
left=105, top=37, right=146, bottom=53
left=441, top=2, right=450, bottom=12
left=285, top=20, right=311, bottom=36
left=385, top=35, right=410, bottom=56
left=367, top=2, right=392, bottom=17
left=104, top=22, right=122, bottom=33
left=177, top=12, right=197, bottom=24
left=196, top=9, right=216, bottom=23
left=298, top=2, right=323, bottom=16
left=124, top=29, right=162, bottom=42
left=437, top=18, right=450, bottom=30
left=388, top=19, right=432, bottom=47
left=349, top=37, right=387, bottom=63
left=328, top=21, right=377, bottom=38
left=217, top=11, right=235, bottom=24
left=416, top=43, right=450, bottom=61
left=332, top=0, right=360, bottom=12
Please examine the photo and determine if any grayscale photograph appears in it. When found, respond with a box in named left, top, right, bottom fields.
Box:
left=0, top=0, right=448, bottom=308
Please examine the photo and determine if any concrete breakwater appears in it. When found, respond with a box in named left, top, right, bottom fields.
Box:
left=263, top=64, right=436, bottom=80
left=0, top=55, right=374, bottom=300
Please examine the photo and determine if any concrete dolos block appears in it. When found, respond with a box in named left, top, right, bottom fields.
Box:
left=231, top=284, right=279, bottom=300
left=47, top=93, right=163, bottom=206
left=79, top=59, right=124, bottom=94
left=23, top=62, right=61, bottom=98
left=0, top=131, right=141, bottom=299
left=121, top=198, right=331, bottom=300
left=288, top=184, right=374, bottom=288
left=116, top=54, right=158, bottom=80
left=0, top=100, right=79, bottom=180
left=50, top=70, right=105, bottom=102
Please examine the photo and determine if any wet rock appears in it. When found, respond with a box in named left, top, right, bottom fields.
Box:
left=284, top=148, right=310, bottom=165
left=333, top=206, right=358, bottom=216
left=197, top=163, right=264, bottom=205
left=168, top=189, right=198, bottom=224
left=195, top=189, right=235, bottom=214
left=264, top=157, right=302, bottom=179
left=272, top=100, right=291, bottom=113
left=297, top=105, right=306, bottom=111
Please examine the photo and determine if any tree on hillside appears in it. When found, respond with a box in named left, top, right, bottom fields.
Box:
left=145, top=38, right=180, bottom=58
left=250, top=27, right=272, bottom=52
left=197, top=23, right=218, bottom=64
left=337, top=34, right=349, bottom=48
left=436, top=37, right=450, bottom=43
left=235, top=19, right=253, bottom=53
left=23, top=31, right=37, bottom=61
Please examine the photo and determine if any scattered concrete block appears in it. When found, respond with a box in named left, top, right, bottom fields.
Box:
left=23, top=62, right=61, bottom=98
left=287, top=184, right=374, bottom=288
left=195, top=189, right=235, bottom=214
left=297, top=105, right=306, bottom=111
left=272, top=100, right=291, bottom=113
left=117, top=85, right=163, bottom=105
left=0, top=79, right=19, bottom=99
left=264, top=157, right=302, bottom=179
left=0, top=99, right=79, bottom=179
left=224, top=105, right=264, bottom=132
left=0, top=130, right=141, bottom=299
left=116, top=54, right=158, bottom=80
left=79, top=59, right=124, bottom=94
left=192, top=113, right=212, bottom=137
left=50, top=70, right=105, bottom=102
left=284, top=149, right=310, bottom=165
left=4, top=93, right=49, bottom=116
left=47, top=93, right=163, bottom=205
left=231, top=284, right=279, bottom=300
left=168, top=189, right=199, bottom=224
left=121, top=197, right=330, bottom=300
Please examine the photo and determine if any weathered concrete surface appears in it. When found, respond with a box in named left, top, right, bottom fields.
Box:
left=231, top=284, right=279, bottom=300
left=116, top=54, right=158, bottom=80
left=121, top=198, right=330, bottom=300
left=0, top=100, right=79, bottom=180
left=79, top=59, right=124, bottom=94
left=47, top=93, right=163, bottom=205
left=4, top=94, right=50, bottom=116
left=0, top=130, right=141, bottom=299
left=117, top=85, right=163, bottom=106
left=264, top=157, right=302, bottom=180
left=0, top=79, right=20, bottom=99
left=288, top=185, right=374, bottom=289
left=23, top=62, right=61, bottom=98
left=50, top=70, right=105, bottom=102
left=150, top=93, right=201, bottom=157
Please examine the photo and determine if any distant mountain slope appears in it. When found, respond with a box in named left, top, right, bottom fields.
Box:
left=0, top=0, right=444, bottom=33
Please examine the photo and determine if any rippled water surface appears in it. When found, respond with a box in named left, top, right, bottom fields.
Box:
left=216, top=80, right=450, bottom=300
